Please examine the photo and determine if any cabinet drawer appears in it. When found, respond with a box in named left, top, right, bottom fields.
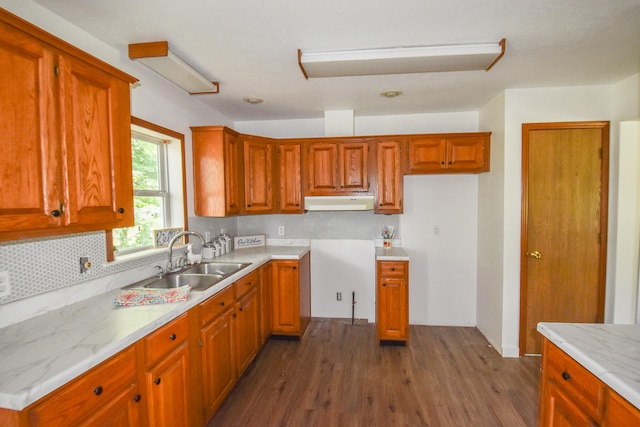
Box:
left=378, top=261, right=407, bottom=277
left=234, top=269, right=259, bottom=300
left=543, top=340, right=605, bottom=420
left=201, top=285, right=235, bottom=326
left=144, top=313, right=189, bottom=364
left=29, top=345, right=137, bottom=425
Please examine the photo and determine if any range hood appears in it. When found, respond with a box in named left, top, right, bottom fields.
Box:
left=304, top=195, right=375, bottom=211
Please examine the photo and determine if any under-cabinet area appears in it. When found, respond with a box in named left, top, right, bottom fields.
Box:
left=0, top=247, right=310, bottom=426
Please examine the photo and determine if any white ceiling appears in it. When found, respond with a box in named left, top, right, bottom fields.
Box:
left=33, top=0, right=640, bottom=121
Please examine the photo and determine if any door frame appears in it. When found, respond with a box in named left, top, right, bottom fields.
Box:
left=519, top=121, right=610, bottom=356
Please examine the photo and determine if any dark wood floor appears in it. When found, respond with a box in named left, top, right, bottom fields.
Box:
left=209, top=319, right=541, bottom=427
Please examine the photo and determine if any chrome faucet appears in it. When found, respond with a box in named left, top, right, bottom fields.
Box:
left=167, top=231, right=205, bottom=272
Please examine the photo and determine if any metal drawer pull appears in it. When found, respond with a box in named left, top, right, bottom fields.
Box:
left=93, top=386, right=103, bottom=396
left=154, top=377, right=161, bottom=385
left=169, top=333, right=176, bottom=340
left=561, top=371, right=572, bottom=380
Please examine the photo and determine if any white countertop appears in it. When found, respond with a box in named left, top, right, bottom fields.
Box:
left=375, top=246, right=410, bottom=261
left=0, top=245, right=309, bottom=411
left=537, top=322, right=640, bottom=409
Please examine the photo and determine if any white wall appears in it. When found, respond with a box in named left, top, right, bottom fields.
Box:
left=477, top=92, right=506, bottom=350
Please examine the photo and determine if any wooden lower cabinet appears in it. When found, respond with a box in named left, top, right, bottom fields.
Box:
left=539, top=338, right=640, bottom=426
left=234, top=281, right=260, bottom=375
left=143, top=343, right=191, bottom=427
left=271, top=252, right=311, bottom=337
left=141, top=313, right=192, bottom=427
left=27, top=345, right=141, bottom=426
left=199, top=286, right=236, bottom=421
left=376, top=260, right=409, bottom=342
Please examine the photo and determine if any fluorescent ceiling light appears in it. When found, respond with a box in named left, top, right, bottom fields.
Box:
left=128, top=41, right=219, bottom=94
left=298, top=39, right=505, bottom=79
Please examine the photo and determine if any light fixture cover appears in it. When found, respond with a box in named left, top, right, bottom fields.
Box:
left=129, top=41, right=219, bottom=94
left=298, top=39, right=505, bottom=79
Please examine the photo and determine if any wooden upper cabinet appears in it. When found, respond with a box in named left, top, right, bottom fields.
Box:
left=58, top=54, right=133, bottom=228
left=304, top=140, right=370, bottom=195
left=243, top=136, right=274, bottom=214
left=375, top=139, right=404, bottom=214
left=407, top=132, right=491, bottom=174
left=0, top=10, right=136, bottom=241
left=192, top=126, right=244, bottom=217
left=277, top=142, right=303, bottom=213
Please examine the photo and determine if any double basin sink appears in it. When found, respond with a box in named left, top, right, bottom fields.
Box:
left=124, top=262, right=251, bottom=292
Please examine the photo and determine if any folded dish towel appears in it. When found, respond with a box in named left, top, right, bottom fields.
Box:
left=114, top=286, right=191, bottom=306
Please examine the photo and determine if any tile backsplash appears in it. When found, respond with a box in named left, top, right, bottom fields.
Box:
left=0, top=232, right=168, bottom=305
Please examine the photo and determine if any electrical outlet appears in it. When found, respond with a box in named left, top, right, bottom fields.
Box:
left=0, top=271, right=11, bottom=298
left=278, top=225, right=285, bottom=236
left=337, top=292, right=342, bottom=301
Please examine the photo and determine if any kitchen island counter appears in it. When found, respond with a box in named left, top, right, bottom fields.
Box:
left=0, top=245, right=309, bottom=411
left=537, top=322, right=640, bottom=410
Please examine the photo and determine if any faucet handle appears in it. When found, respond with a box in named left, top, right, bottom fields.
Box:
left=153, top=265, right=165, bottom=278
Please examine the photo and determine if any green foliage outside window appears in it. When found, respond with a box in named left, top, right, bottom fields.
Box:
left=112, top=137, right=166, bottom=252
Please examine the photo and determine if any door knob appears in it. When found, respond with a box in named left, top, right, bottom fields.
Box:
left=528, top=250, right=542, bottom=259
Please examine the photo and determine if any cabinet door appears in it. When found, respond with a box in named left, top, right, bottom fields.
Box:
left=377, top=277, right=409, bottom=341
left=447, top=135, right=488, bottom=171
left=201, top=308, right=236, bottom=420
left=339, top=142, right=369, bottom=192
left=271, top=260, right=301, bottom=335
left=145, top=343, right=191, bottom=427
left=539, top=379, right=598, bottom=427
left=0, top=23, right=61, bottom=233
left=224, top=131, right=243, bottom=215
left=192, top=127, right=243, bottom=217
left=306, top=142, right=339, bottom=194
left=407, top=137, right=447, bottom=172
left=278, top=143, right=302, bottom=213
left=244, top=137, right=274, bottom=213
left=58, top=54, right=133, bottom=227
left=235, top=286, right=260, bottom=375
left=603, top=389, right=640, bottom=426
left=376, top=140, right=403, bottom=214
left=260, top=262, right=273, bottom=343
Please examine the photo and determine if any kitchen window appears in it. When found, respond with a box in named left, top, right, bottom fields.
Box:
left=109, top=117, right=187, bottom=258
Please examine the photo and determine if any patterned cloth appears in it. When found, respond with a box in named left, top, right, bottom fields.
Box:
left=114, top=286, right=191, bottom=306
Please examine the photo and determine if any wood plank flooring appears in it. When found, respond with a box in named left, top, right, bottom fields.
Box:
left=209, top=319, right=541, bottom=427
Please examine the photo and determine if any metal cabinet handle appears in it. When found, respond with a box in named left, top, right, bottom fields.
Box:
left=154, top=377, right=161, bottom=385
left=169, top=333, right=176, bottom=341
left=93, top=386, right=103, bottom=396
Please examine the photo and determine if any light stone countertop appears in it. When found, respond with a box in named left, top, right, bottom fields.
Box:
left=537, top=322, right=640, bottom=409
left=375, top=246, right=410, bottom=261
left=0, top=245, right=309, bottom=411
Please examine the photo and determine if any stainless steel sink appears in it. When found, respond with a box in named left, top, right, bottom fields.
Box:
left=182, top=262, right=251, bottom=277
left=147, top=274, right=225, bottom=290
left=122, top=262, right=251, bottom=293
